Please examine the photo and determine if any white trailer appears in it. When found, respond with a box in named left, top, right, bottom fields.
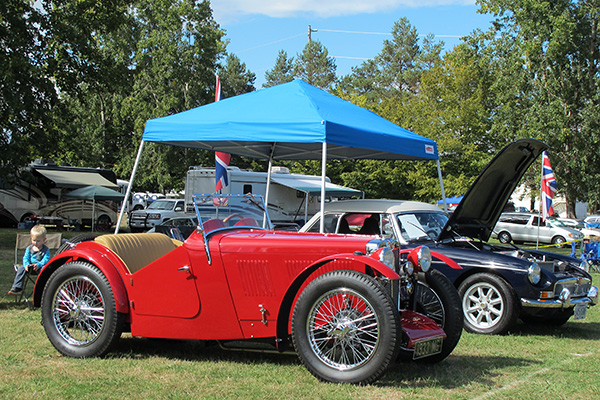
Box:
left=184, top=166, right=362, bottom=225
left=0, top=160, right=120, bottom=229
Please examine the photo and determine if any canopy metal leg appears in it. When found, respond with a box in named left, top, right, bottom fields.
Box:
left=320, top=142, right=327, bottom=233
left=437, top=159, right=448, bottom=213
left=115, top=140, right=145, bottom=234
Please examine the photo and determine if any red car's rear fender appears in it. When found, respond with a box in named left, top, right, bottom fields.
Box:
left=32, top=246, right=130, bottom=313
left=275, top=253, right=400, bottom=350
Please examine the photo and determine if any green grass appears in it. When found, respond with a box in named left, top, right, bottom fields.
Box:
left=1, top=228, right=599, bottom=399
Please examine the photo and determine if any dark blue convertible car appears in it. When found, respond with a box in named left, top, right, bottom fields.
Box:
left=301, top=139, right=598, bottom=334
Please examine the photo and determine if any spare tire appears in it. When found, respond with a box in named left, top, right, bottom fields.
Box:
left=56, top=233, right=100, bottom=254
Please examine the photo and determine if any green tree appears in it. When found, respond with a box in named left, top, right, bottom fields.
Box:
left=477, top=0, right=600, bottom=216
left=120, top=0, right=226, bottom=192
left=338, top=18, right=443, bottom=105
left=218, top=54, right=256, bottom=98
left=293, top=40, right=336, bottom=89
left=0, top=1, right=57, bottom=181
left=406, top=35, right=498, bottom=200
left=27, top=0, right=138, bottom=173
left=330, top=18, right=445, bottom=201
left=263, top=50, right=294, bottom=88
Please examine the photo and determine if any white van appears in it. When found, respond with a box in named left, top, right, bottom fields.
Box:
left=493, top=212, right=584, bottom=247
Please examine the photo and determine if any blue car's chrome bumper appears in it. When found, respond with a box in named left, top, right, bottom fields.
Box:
left=521, top=284, right=598, bottom=309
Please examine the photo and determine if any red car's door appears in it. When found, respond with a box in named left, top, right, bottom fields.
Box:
left=128, top=247, right=200, bottom=318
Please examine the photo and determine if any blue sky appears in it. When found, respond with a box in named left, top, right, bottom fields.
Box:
left=211, top=1, right=495, bottom=87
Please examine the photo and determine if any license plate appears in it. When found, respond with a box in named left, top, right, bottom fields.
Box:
left=413, top=337, right=444, bottom=360
left=573, top=304, right=587, bottom=320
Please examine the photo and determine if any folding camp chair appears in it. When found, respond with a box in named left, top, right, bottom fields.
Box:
left=580, top=239, right=600, bottom=273
left=13, top=232, right=62, bottom=308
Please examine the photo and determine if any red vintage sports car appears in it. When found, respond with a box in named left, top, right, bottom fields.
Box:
left=32, top=194, right=462, bottom=384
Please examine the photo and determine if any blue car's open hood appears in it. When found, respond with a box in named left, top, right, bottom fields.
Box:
left=440, top=139, right=549, bottom=242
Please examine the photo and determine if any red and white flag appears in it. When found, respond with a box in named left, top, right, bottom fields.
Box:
left=215, top=151, right=230, bottom=192
left=214, top=75, right=231, bottom=192
left=215, top=74, right=222, bottom=102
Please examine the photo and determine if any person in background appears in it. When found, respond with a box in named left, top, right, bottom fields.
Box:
left=8, top=225, right=51, bottom=296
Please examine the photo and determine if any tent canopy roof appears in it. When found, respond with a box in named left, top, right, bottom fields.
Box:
left=143, top=79, right=437, bottom=161
left=64, top=185, right=124, bottom=201
left=35, top=169, right=118, bottom=189
left=271, top=175, right=363, bottom=197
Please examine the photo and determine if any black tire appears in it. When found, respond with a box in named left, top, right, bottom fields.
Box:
left=291, top=270, right=400, bottom=385
left=41, top=261, right=124, bottom=357
left=398, top=269, right=463, bottom=363
left=56, top=233, right=100, bottom=254
left=552, top=236, right=566, bottom=248
left=21, top=213, right=35, bottom=222
left=96, top=215, right=112, bottom=232
left=498, top=231, right=512, bottom=244
left=458, top=273, right=518, bottom=335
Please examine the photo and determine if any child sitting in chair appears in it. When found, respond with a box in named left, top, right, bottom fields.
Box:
left=8, top=225, right=51, bottom=296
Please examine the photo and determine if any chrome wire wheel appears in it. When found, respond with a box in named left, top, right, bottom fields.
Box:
left=462, top=281, right=504, bottom=330
left=397, top=269, right=463, bottom=363
left=307, top=288, right=380, bottom=371
left=52, top=275, right=106, bottom=346
left=414, top=282, right=445, bottom=326
left=292, top=270, right=399, bottom=384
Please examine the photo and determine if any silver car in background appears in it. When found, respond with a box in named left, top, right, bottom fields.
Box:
left=493, top=212, right=584, bottom=247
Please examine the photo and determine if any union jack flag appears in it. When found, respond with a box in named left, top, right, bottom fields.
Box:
left=541, top=151, right=557, bottom=220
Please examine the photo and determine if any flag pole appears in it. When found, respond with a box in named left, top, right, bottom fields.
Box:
left=537, top=153, right=543, bottom=249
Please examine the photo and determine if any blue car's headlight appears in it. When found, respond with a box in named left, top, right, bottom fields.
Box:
left=528, top=263, right=541, bottom=285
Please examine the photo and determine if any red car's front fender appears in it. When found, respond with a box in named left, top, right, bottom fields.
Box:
left=32, top=245, right=131, bottom=314
left=275, top=253, right=400, bottom=349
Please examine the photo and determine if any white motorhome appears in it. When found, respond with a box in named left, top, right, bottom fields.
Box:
left=0, top=159, right=120, bottom=229
left=184, top=166, right=362, bottom=226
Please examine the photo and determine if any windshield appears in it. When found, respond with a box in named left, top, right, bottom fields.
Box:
left=147, top=200, right=177, bottom=210
left=396, top=212, right=448, bottom=241
left=192, top=193, right=272, bottom=232
left=550, top=219, right=584, bottom=230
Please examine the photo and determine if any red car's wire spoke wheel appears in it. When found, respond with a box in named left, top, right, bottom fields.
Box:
left=41, top=261, right=124, bottom=358
left=292, top=270, right=400, bottom=385
left=52, top=276, right=106, bottom=346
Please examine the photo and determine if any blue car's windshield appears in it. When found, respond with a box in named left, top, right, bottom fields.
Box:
left=396, top=212, right=448, bottom=241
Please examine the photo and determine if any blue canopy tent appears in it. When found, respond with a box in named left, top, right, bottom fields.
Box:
left=117, top=80, right=446, bottom=232
left=437, top=196, right=464, bottom=206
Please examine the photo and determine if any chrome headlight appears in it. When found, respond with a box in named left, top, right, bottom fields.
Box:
left=589, top=286, right=598, bottom=305
left=378, top=247, right=394, bottom=269
left=148, top=213, right=161, bottom=219
left=366, top=238, right=397, bottom=270
left=406, top=245, right=432, bottom=274
left=404, top=260, right=415, bottom=275
left=365, top=238, right=397, bottom=255
left=579, top=260, right=590, bottom=272
left=528, top=263, right=541, bottom=285
left=418, top=246, right=432, bottom=273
